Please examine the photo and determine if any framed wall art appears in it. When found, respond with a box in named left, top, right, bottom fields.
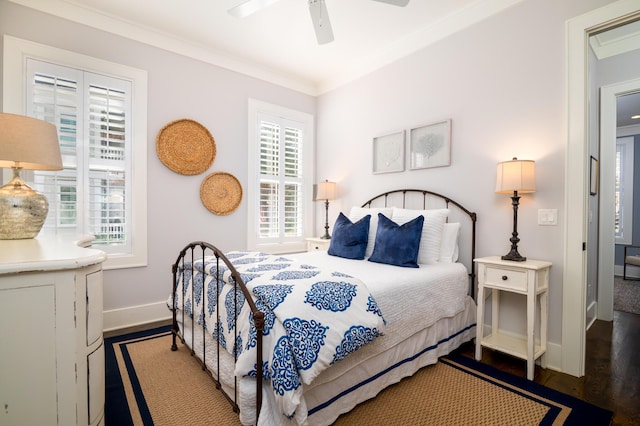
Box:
left=409, top=119, right=451, bottom=170
left=373, top=130, right=405, bottom=174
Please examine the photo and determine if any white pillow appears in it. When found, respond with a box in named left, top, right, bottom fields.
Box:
left=439, top=222, right=460, bottom=263
left=391, top=207, right=449, bottom=265
left=348, top=207, right=393, bottom=258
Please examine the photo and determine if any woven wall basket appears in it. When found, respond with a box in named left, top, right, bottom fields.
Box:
left=156, top=118, right=216, bottom=175
left=200, top=172, right=243, bottom=215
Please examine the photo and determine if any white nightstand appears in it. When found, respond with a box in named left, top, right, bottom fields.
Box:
left=306, top=237, right=331, bottom=252
left=474, top=256, right=552, bottom=380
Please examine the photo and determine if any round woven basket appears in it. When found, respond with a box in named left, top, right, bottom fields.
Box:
left=200, top=172, right=243, bottom=215
left=156, top=118, right=216, bottom=175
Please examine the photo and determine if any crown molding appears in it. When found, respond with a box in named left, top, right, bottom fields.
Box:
left=9, top=0, right=523, bottom=96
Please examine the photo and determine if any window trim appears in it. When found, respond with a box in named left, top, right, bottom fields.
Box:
left=247, top=99, right=314, bottom=253
left=615, top=136, right=634, bottom=245
left=3, top=35, right=148, bottom=269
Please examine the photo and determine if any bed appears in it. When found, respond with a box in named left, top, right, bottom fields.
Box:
left=169, top=189, right=478, bottom=425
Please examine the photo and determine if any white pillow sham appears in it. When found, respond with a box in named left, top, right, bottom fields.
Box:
left=348, top=206, right=393, bottom=258
left=439, top=222, right=460, bottom=263
left=391, top=207, right=449, bottom=265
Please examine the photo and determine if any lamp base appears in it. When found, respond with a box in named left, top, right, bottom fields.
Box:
left=0, top=171, right=49, bottom=239
left=501, top=251, right=526, bottom=262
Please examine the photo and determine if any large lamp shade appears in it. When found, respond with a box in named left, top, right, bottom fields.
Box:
left=0, top=113, right=63, bottom=239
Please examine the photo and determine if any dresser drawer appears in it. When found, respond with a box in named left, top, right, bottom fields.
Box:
left=484, top=266, right=527, bottom=291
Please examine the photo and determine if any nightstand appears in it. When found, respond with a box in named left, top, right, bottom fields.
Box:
left=474, top=256, right=552, bottom=380
left=306, top=237, right=331, bottom=252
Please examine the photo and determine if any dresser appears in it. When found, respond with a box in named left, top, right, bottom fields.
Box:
left=0, top=236, right=107, bottom=425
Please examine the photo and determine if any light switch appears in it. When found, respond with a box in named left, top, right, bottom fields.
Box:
left=538, top=209, right=558, bottom=226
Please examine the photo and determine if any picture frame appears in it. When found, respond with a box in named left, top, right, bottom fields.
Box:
left=409, top=119, right=451, bottom=170
left=373, top=130, right=405, bottom=174
left=590, top=155, right=599, bottom=196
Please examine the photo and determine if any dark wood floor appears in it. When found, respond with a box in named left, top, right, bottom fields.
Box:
left=455, top=310, right=640, bottom=426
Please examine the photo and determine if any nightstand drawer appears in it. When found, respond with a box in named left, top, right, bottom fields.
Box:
left=485, top=266, right=527, bottom=291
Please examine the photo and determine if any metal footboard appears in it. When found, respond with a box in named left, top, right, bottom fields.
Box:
left=170, top=241, right=264, bottom=421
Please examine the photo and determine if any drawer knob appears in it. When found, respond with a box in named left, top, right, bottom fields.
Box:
left=502, top=275, right=508, bottom=281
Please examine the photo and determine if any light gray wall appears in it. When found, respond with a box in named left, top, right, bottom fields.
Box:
left=316, top=0, right=617, bottom=345
left=0, top=0, right=316, bottom=320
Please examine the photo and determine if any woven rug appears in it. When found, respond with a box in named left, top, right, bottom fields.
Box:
left=105, top=327, right=612, bottom=426
left=614, top=275, right=640, bottom=315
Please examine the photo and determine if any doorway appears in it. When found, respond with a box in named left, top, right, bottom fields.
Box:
left=564, top=3, right=640, bottom=378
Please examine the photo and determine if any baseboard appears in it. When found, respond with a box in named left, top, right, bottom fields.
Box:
left=103, top=301, right=171, bottom=333
left=614, top=264, right=640, bottom=279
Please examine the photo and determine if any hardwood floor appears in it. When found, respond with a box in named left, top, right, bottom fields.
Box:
left=455, top=310, right=640, bottom=426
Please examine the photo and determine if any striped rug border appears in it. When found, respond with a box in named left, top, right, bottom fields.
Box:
left=105, top=326, right=172, bottom=426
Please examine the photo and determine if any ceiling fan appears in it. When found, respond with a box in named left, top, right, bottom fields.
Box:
left=228, top=0, right=410, bottom=45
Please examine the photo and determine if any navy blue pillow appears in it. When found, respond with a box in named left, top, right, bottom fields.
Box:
left=328, top=213, right=371, bottom=260
left=368, top=213, right=424, bottom=268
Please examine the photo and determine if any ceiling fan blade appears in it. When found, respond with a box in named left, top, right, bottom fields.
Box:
left=228, top=0, right=282, bottom=18
left=308, top=0, right=334, bottom=45
left=371, top=0, right=410, bottom=6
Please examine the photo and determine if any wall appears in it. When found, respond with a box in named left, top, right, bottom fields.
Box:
left=0, top=0, right=316, bottom=329
left=316, top=0, right=617, bottom=349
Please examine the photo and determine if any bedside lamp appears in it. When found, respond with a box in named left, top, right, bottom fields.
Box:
left=0, top=113, right=63, bottom=239
left=315, top=180, right=336, bottom=239
left=496, top=157, right=535, bottom=261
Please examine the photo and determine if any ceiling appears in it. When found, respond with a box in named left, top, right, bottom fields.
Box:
left=10, top=0, right=522, bottom=94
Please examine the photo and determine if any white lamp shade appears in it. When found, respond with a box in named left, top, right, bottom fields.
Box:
left=496, top=158, right=536, bottom=194
left=0, top=113, right=63, bottom=170
left=315, top=180, right=337, bottom=201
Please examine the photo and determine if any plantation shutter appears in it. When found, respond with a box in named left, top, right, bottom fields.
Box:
left=258, top=115, right=304, bottom=242
left=28, top=62, right=82, bottom=231
left=26, top=58, right=132, bottom=253
left=86, top=80, right=128, bottom=245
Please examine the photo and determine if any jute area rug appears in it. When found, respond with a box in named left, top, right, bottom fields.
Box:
left=105, top=327, right=612, bottom=426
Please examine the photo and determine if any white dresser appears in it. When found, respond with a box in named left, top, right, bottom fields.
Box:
left=0, top=236, right=107, bottom=426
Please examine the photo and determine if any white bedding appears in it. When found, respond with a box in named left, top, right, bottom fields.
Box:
left=290, top=251, right=468, bottom=347
left=172, top=251, right=475, bottom=425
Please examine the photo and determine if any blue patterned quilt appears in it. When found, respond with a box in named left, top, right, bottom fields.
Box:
left=171, top=251, right=386, bottom=420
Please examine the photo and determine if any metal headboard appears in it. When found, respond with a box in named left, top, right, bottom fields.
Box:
left=361, top=189, right=477, bottom=299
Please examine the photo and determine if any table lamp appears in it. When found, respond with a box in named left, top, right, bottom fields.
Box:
left=315, top=180, right=336, bottom=239
left=496, top=157, right=536, bottom=261
left=0, top=113, right=63, bottom=239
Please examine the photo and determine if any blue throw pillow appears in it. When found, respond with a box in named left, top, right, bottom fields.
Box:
left=328, top=213, right=371, bottom=260
left=368, top=213, right=424, bottom=268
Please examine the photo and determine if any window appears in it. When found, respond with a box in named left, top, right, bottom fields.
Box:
left=615, top=136, right=634, bottom=245
left=247, top=99, right=314, bottom=253
left=4, top=36, right=148, bottom=269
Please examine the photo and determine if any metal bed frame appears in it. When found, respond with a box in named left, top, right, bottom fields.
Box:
left=169, top=189, right=477, bottom=423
